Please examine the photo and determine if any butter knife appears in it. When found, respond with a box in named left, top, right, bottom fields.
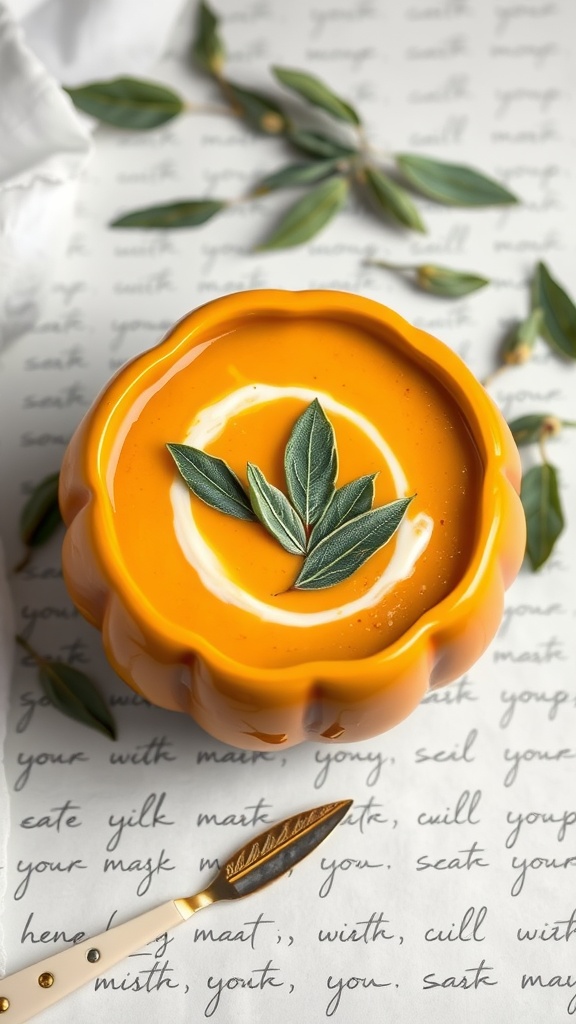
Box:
left=0, top=798, right=351, bottom=1024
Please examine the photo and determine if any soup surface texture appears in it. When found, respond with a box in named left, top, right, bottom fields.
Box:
left=109, top=313, right=482, bottom=668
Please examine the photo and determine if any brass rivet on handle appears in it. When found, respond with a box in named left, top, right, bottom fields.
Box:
left=38, top=973, right=54, bottom=989
left=86, top=948, right=100, bottom=963
left=0, top=996, right=10, bottom=1012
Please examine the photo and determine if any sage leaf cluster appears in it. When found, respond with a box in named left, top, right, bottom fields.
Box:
left=167, top=399, right=411, bottom=590
left=64, top=1, right=518, bottom=244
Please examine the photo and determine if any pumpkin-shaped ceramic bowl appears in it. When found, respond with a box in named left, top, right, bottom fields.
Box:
left=60, top=290, right=525, bottom=749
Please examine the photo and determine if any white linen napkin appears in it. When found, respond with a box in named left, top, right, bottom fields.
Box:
left=0, top=0, right=190, bottom=352
left=0, top=3, right=91, bottom=351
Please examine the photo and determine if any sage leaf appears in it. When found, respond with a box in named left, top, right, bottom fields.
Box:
left=167, top=444, right=256, bottom=520
left=417, top=263, right=488, bottom=297
left=502, top=308, right=543, bottom=365
left=192, top=0, right=226, bottom=75
left=309, top=474, right=376, bottom=550
left=19, top=471, right=62, bottom=552
left=247, top=463, right=306, bottom=555
left=273, top=67, right=360, bottom=125
left=396, top=153, right=518, bottom=206
left=289, top=129, right=357, bottom=160
left=254, top=159, right=341, bottom=195
left=532, top=261, right=576, bottom=359
left=284, top=399, right=337, bottom=527
left=256, top=176, right=348, bottom=250
left=111, top=200, right=225, bottom=229
left=370, top=260, right=488, bottom=296
left=16, top=636, right=116, bottom=740
left=294, top=497, right=413, bottom=590
left=508, top=414, right=564, bottom=447
left=521, top=463, right=564, bottom=570
left=363, top=167, right=426, bottom=233
left=223, top=80, right=288, bottom=134
left=65, top=77, right=183, bottom=130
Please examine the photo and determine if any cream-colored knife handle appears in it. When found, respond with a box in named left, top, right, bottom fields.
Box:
left=0, top=899, right=187, bottom=1024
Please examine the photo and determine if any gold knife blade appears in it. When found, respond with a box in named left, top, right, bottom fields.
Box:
left=0, top=799, right=352, bottom=1024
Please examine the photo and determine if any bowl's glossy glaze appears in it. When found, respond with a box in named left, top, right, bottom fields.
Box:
left=60, top=290, right=526, bottom=749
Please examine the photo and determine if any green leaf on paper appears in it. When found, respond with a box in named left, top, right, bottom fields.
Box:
left=532, top=261, right=576, bottom=360
left=396, top=153, right=518, bottom=206
left=19, top=471, right=62, bottom=549
left=256, top=176, right=348, bottom=250
left=247, top=463, right=307, bottom=555
left=294, top=498, right=413, bottom=591
left=289, top=129, right=358, bottom=160
left=65, top=77, right=184, bottom=130
left=521, top=463, right=564, bottom=570
left=192, top=0, right=226, bottom=75
left=110, top=200, right=225, bottom=229
left=223, top=80, right=289, bottom=134
left=508, top=414, right=563, bottom=447
left=15, top=636, right=116, bottom=740
left=309, top=474, right=376, bottom=549
left=284, top=398, right=337, bottom=527
left=362, top=167, right=426, bottom=233
left=254, top=159, right=342, bottom=194
left=368, top=260, right=488, bottom=296
left=416, top=264, right=488, bottom=297
left=166, top=443, right=256, bottom=520
left=502, top=308, right=543, bottom=365
left=273, top=66, right=360, bottom=125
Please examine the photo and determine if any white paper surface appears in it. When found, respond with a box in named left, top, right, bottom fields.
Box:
left=0, top=0, right=575, bottom=1021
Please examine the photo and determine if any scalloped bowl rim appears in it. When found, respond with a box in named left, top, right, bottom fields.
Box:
left=81, top=289, right=518, bottom=696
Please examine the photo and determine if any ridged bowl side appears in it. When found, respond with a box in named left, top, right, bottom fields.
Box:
left=60, top=290, right=526, bottom=749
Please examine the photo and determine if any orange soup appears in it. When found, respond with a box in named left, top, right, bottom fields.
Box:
left=108, top=311, right=482, bottom=669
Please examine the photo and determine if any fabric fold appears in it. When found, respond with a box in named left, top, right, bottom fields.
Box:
left=0, top=2, right=92, bottom=350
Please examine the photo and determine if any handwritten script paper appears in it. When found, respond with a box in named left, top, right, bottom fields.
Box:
left=0, top=0, right=575, bottom=1020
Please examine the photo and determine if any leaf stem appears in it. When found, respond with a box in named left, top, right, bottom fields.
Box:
left=353, top=121, right=390, bottom=162
left=364, top=143, right=394, bottom=165
left=538, top=429, right=550, bottom=467
left=481, top=364, right=511, bottom=388
left=15, top=633, right=43, bottom=665
left=184, top=100, right=236, bottom=116
left=224, top=193, right=250, bottom=207
left=364, top=259, right=414, bottom=272
left=12, top=549, right=31, bottom=574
